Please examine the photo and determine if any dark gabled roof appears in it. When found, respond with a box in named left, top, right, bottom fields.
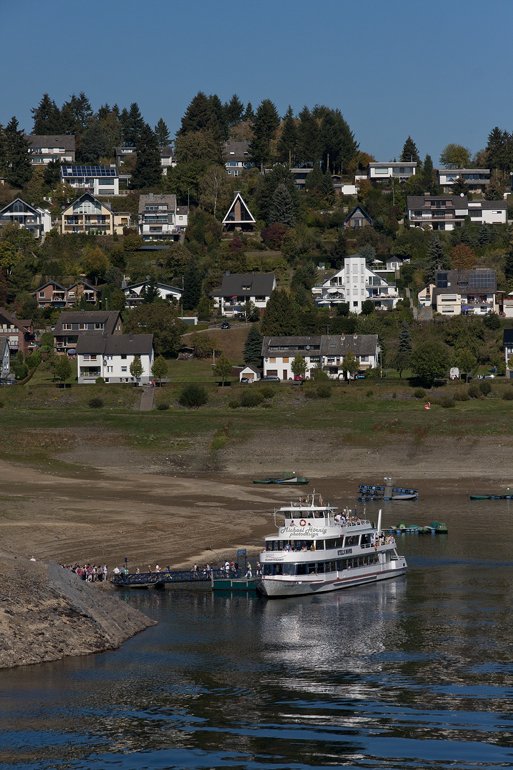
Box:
left=222, top=140, right=250, bottom=161
left=262, top=336, right=322, bottom=357
left=0, top=308, right=32, bottom=332
left=33, top=281, right=67, bottom=293
left=435, top=168, right=489, bottom=174
left=176, top=206, right=188, bottom=216
left=26, top=135, right=75, bottom=151
left=478, top=200, right=507, bottom=210
left=160, top=146, right=174, bottom=157
left=344, top=205, right=372, bottom=224
left=54, top=310, right=120, bottom=335
left=0, top=197, right=40, bottom=216
left=503, top=329, right=513, bottom=346
left=68, top=280, right=98, bottom=292
left=219, top=272, right=275, bottom=297
left=407, top=195, right=468, bottom=209
left=76, top=333, right=154, bottom=356
left=321, top=334, right=379, bottom=357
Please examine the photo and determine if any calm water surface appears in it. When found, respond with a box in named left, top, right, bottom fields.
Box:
left=2, top=496, right=513, bottom=769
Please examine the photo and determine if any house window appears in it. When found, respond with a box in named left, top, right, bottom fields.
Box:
left=121, top=366, right=127, bottom=372
left=63, top=324, right=71, bottom=330
left=95, top=323, right=102, bottom=329
left=121, top=354, right=127, bottom=359
left=267, top=370, right=278, bottom=376
left=79, top=324, right=86, bottom=330
left=39, top=291, right=45, bottom=298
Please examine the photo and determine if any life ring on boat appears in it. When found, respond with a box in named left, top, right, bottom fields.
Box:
left=300, top=519, right=306, bottom=526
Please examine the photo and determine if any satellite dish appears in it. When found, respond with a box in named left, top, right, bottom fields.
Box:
left=306, top=345, right=310, bottom=350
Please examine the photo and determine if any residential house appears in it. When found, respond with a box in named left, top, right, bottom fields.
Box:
left=61, top=165, right=120, bottom=197
left=115, top=146, right=176, bottom=175
left=261, top=334, right=379, bottom=380
left=222, top=140, right=251, bottom=177
left=76, top=333, right=154, bottom=384
left=122, top=280, right=182, bottom=307
left=436, top=168, right=490, bottom=193
left=502, top=292, right=513, bottom=318
left=26, top=135, right=76, bottom=166
left=0, top=338, right=10, bottom=381
left=60, top=192, right=130, bottom=235
left=0, top=198, right=51, bottom=238
left=503, top=329, right=513, bottom=370
left=53, top=310, right=122, bottom=354
left=290, top=167, right=313, bottom=190
left=332, top=175, right=358, bottom=196
left=407, top=195, right=507, bottom=231
left=0, top=308, right=35, bottom=356
left=386, top=256, right=409, bottom=272
left=312, top=255, right=402, bottom=313
left=138, top=193, right=187, bottom=241
left=418, top=269, right=498, bottom=316
left=367, top=162, right=417, bottom=182
left=210, top=272, right=276, bottom=317
left=33, top=280, right=100, bottom=309
left=343, top=205, right=373, bottom=229
left=222, top=191, right=256, bottom=231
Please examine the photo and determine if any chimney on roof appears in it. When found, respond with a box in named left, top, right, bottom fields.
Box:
left=129, top=333, right=133, bottom=341
left=149, top=192, right=154, bottom=201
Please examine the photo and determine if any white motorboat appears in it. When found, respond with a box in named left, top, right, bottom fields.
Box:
left=254, top=493, right=407, bottom=599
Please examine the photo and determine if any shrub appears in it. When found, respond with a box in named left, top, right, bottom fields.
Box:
left=502, top=389, right=513, bottom=401
left=156, top=400, right=170, bottom=410
left=413, top=388, right=426, bottom=399
left=317, top=384, right=332, bottom=399
left=261, top=401, right=272, bottom=408
left=468, top=383, right=481, bottom=399
left=0, top=400, right=5, bottom=408
left=228, top=398, right=240, bottom=409
left=178, top=383, right=209, bottom=408
left=240, top=390, right=264, bottom=408
left=366, top=389, right=373, bottom=398
left=392, top=391, right=397, bottom=399
left=312, top=368, right=330, bottom=381
left=95, top=377, right=105, bottom=385
left=479, top=381, right=492, bottom=396
left=439, top=395, right=455, bottom=408
left=259, top=385, right=276, bottom=399
left=454, top=389, right=470, bottom=402
left=305, top=389, right=317, bottom=399
left=89, top=397, right=104, bottom=408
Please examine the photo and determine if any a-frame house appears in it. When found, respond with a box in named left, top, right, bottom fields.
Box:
left=343, top=205, right=373, bottom=229
left=222, top=191, right=256, bottom=231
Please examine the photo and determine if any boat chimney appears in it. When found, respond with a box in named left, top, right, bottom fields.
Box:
left=377, top=509, right=382, bottom=536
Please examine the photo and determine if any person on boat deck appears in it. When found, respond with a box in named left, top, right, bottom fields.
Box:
left=136, top=568, right=140, bottom=574
left=285, top=542, right=291, bottom=551
left=310, top=543, right=315, bottom=551
left=246, top=563, right=252, bottom=577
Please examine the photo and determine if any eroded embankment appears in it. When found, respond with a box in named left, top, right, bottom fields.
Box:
left=0, top=553, right=155, bottom=669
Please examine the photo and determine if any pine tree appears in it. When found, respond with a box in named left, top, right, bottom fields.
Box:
left=486, top=127, right=508, bottom=175
left=319, top=108, right=359, bottom=174
left=60, top=92, right=93, bottom=133
left=277, top=106, right=297, bottom=166
left=80, top=119, right=109, bottom=164
left=304, top=163, right=324, bottom=192
left=398, top=321, right=412, bottom=355
left=4, top=117, right=32, bottom=188
left=330, top=230, right=347, bottom=269
left=484, top=174, right=505, bottom=200
left=225, top=94, right=244, bottom=126
left=321, top=170, right=335, bottom=202
left=31, top=94, right=62, bottom=134
left=400, top=136, right=420, bottom=164
left=256, top=164, right=301, bottom=225
left=452, top=176, right=469, bottom=197
left=208, top=94, right=228, bottom=141
left=243, top=102, right=255, bottom=123
left=243, top=325, right=263, bottom=366
left=269, top=184, right=295, bottom=227
left=178, top=92, right=216, bottom=137
left=261, top=289, right=300, bottom=336
left=182, top=256, right=202, bottom=311
left=427, top=236, right=449, bottom=283
left=124, top=103, right=145, bottom=147
left=297, top=106, right=319, bottom=165
left=131, top=123, right=162, bottom=189
left=249, top=99, right=280, bottom=170
left=155, top=118, right=170, bottom=147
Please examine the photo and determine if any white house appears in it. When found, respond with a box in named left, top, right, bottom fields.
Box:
left=123, top=281, right=182, bottom=307
left=407, top=195, right=507, bottom=231
left=61, top=165, right=120, bottom=197
left=436, top=168, right=490, bottom=193
left=239, top=364, right=261, bottom=382
left=261, top=334, right=380, bottom=380
left=210, top=272, right=276, bottom=317
left=26, top=135, right=76, bottom=166
left=222, top=140, right=250, bottom=177
left=312, top=255, right=402, bottom=313
left=0, top=198, right=51, bottom=238
left=418, top=269, right=498, bottom=316
left=75, top=333, right=154, bottom=384
left=503, top=330, right=513, bottom=368
left=368, top=162, right=417, bottom=182
left=138, top=193, right=187, bottom=241
left=0, top=338, right=10, bottom=381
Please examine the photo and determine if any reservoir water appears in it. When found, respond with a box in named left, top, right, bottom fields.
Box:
left=2, top=495, right=513, bottom=769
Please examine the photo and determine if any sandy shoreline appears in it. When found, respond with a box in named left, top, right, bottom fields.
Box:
left=0, top=430, right=510, bottom=571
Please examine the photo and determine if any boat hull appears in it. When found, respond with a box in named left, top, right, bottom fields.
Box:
left=254, top=559, right=407, bottom=599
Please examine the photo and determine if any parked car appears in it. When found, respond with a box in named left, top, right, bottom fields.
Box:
left=260, top=376, right=280, bottom=382
left=221, top=322, right=231, bottom=329
left=240, top=377, right=252, bottom=384
left=484, top=374, right=495, bottom=378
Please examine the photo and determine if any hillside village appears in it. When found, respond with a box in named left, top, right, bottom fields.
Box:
left=1, top=91, right=513, bottom=392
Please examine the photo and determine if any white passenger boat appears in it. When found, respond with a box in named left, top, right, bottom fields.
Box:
left=254, top=493, right=407, bottom=599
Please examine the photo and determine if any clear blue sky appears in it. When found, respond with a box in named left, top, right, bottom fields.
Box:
left=3, top=0, right=512, bottom=165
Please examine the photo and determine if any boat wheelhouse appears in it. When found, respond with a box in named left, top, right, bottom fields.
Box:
left=254, top=493, right=407, bottom=599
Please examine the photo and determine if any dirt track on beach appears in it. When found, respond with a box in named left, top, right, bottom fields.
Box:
left=0, top=430, right=511, bottom=571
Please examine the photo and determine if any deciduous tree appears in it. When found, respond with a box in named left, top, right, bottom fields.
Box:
left=411, top=341, right=450, bottom=385
left=291, top=354, right=307, bottom=378
left=130, top=355, right=144, bottom=382
left=214, top=354, right=232, bottom=384
left=182, top=256, right=202, bottom=311
left=439, top=144, right=472, bottom=169
left=123, top=304, right=187, bottom=357
left=151, top=355, right=168, bottom=385
left=450, top=243, right=476, bottom=269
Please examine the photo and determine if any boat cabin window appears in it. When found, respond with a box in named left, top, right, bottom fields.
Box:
left=315, top=540, right=324, bottom=550
left=361, top=534, right=372, bottom=546
left=345, top=535, right=359, bottom=547
left=325, top=537, right=343, bottom=549
left=262, top=554, right=380, bottom=576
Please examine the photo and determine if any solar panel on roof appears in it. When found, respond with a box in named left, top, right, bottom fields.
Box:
left=62, top=166, right=116, bottom=176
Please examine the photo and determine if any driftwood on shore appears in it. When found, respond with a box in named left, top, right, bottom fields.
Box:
left=0, top=553, right=155, bottom=670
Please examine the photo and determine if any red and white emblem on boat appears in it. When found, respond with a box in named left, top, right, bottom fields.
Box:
left=300, top=519, right=306, bottom=526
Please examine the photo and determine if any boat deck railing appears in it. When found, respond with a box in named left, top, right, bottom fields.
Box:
left=111, top=568, right=246, bottom=587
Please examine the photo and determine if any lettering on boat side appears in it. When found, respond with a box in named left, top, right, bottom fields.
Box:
left=338, top=548, right=353, bottom=556
left=279, top=526, right=328, bottom=536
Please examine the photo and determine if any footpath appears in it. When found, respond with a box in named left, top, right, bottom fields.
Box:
left=139, top=386, right=155, bottom=411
